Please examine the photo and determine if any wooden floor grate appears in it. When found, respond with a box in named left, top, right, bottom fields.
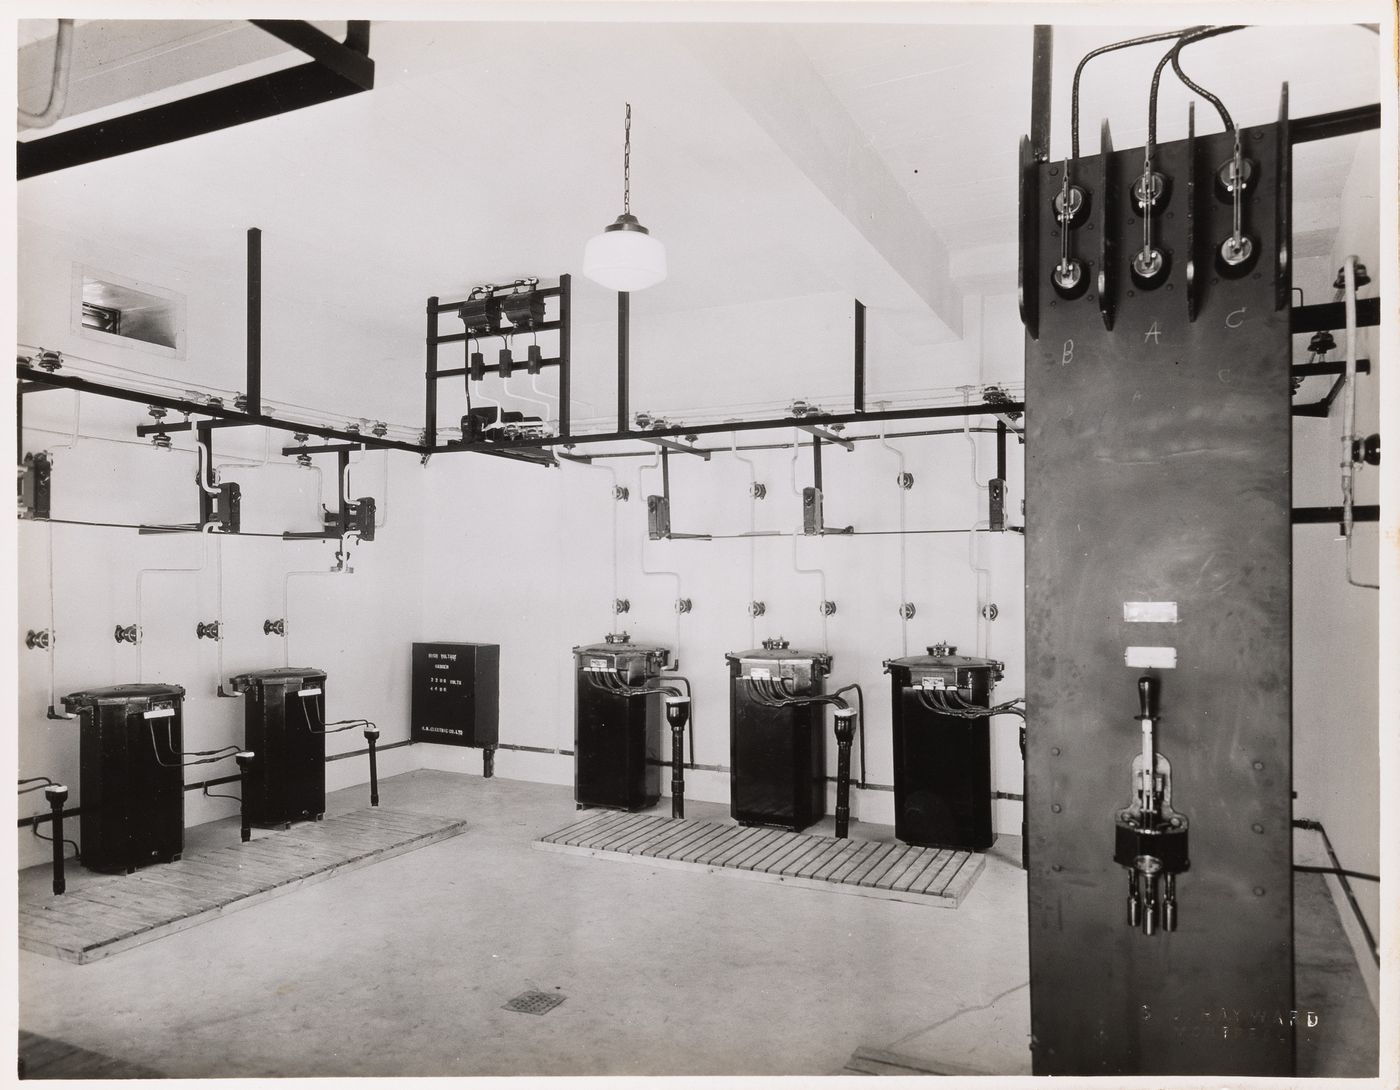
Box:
left=533, top=811, right=984, bottom=907
left=19, top=808, right=467, bottom=965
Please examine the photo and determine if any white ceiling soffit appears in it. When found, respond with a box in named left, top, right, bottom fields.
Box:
left=684, top=24, right=964, bottom=343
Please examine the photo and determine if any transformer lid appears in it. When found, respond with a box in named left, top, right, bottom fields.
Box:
left=573, top=640, right=670, bottom=657
left=227, top=667, right=326, bottom=692
left=887, top=650, right=1003, bottom=672
left=726, top=647, right=832, bottom=668
left=62, top=682, right=186, bottom=706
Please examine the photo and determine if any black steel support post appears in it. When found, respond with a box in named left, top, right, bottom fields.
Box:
left=365, top=726, right=380, bottom=806
left=853, top=299, right=866, bottom=413
left=812, top=435, right=823, bottom=492
left=670, top=722, right=686, bottom=819
left=425, top=296, right=439, bottom=450
left=44, top=785, right=68, bottom=895
left=833, top=711, right=856, bottom=839
left=617, top=292, right=630, bottom=433
left=235, top=752, right=254, bottom=842
left=483, top=746, right=495, bottom=779
left=559, top=275, right=572, bottom=438
left=1030, top=26, right=1053, bottom=162
left=996, top=420, right=1007, bottom=479
left=664, top=696, right=691, bottom=819
left=247, top=228, right=261, bottom=415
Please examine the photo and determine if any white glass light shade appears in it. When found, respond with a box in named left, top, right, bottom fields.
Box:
left=583, top=214, right=667, bottom=292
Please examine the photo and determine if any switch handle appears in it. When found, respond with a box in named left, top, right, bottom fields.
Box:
left=1137, top=675, right=1159, bottom=721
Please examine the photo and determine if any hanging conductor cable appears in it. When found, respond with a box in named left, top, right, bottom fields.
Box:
left=1071, top=27, right=1196, bottom=158
left=296, top=691, right=376, bottom=735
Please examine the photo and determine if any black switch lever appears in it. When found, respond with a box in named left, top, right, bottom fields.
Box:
left=1136, top=675, right=1159, bottom=721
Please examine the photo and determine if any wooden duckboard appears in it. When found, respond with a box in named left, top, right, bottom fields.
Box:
left=533, top=811, right=983, bottom=907
left=19, top=809, right=467, bottom=964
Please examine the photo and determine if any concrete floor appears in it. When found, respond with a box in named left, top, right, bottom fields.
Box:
left=16, top=769, right=1377, bottom=1078
left=18, top=769, right=1032, bottom=1078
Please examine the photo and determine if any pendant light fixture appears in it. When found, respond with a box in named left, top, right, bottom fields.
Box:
left=583, top=103, right=667, bottom=292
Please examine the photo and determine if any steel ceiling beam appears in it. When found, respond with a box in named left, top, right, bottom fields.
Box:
left=18, top=21, right=374, bottom=180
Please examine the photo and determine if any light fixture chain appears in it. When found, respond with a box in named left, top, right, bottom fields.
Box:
left=623, top=102, right=631, bottom=215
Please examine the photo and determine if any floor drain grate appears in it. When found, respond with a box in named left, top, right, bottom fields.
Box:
left=503, top=990, right=566, bottom=1015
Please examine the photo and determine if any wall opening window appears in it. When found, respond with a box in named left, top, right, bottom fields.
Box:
left=71, top=266, right=186, bottom=358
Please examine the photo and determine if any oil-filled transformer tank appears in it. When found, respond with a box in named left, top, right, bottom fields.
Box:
left=725, top=639, right=830, bottom=832
left=61, top=683, right=186, bottom=874
left=572, top=635, right=671, bottom=811
left=227, top=667, right=328, bottom=827
left=885, top=644, right=1002, bottom=851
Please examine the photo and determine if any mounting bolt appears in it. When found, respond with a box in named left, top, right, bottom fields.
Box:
left=896, top=472, right=914, bottom=490
left=263, top=618, right=285, bottom=637
left=982, top=603, right=999, bottom=621
left=114, top=624, right=139, bottom=645
left=819, top=600, right=837, bottom=616
left=750, top=482, right=767, bottom=500
left=613, top=485, right=629, bottom=502
left=674, top=598, right=693, bottom=615
left=25, top=629, right=50, bottom=650
left=613, top=598, right=630, bottom=615
left=899, top=603, right=916, bottom=620
left=748, top=601, right=766, bottom=617
left=196, top=621, right=222, bottom=641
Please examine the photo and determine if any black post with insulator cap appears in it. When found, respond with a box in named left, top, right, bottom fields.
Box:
left=364, top=725, right=380, bottom=807
left=234, top=751, right=255, bottom=842
left=44, top=784, right=69, bottom=895
left=833, top=708, right=858, bottom=839
left=665, top=696, right=690, bottom=819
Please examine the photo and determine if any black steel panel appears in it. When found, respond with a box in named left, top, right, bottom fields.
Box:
left=1025, top=122, right=1293, bottom=1076
left=411, top=642, right=500, bottom=747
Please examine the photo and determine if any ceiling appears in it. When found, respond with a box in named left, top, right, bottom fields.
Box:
left=15, top=11, right=1383, bottom=422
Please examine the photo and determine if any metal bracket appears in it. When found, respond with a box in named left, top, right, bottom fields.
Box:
left=19, top=451, right=51, bottom=519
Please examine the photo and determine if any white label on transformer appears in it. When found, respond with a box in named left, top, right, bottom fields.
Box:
left=589, top=658, right=608, bottom=670
left=1123, top=601, right=1179, bottom=623
left=143, top=707, right=175, bottom=719
left=297, top=688, right=322, bottom=697
left=920, top=676, right=947, bottom=690
left=749, top=667, right=772, bottom=680
left=1125, top=646, right=1177, bottom=669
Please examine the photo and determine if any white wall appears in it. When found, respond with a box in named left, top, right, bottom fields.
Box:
left=15, top=229, right=425, bottom=869
left=417, top=291, right=1028, bottom=833
left=1290, top=132, right=1382, bottom=958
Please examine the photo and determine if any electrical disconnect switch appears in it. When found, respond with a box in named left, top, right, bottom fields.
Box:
left=802, top=487, right=823, bottom=535
left=989, top=478, right=1006, bottom=532
left=1113, top=675, right=1190, bottom=935
left=646, top=495, right=671, bottom=540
